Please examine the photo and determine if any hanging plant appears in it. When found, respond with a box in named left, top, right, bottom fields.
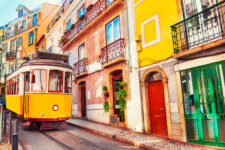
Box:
left=102, top=85, right=109, bottom=98
left=116, top=82, right=128, bottom=120
left=103, top=101, right=109, bottom=112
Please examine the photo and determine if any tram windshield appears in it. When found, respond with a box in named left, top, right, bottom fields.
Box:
left=32, top=70, right=47, bottom=92
left=49, top=70, right=63, bottom=92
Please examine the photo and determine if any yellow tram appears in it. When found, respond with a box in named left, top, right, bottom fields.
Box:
left=6, top=51, right=73, bottom=130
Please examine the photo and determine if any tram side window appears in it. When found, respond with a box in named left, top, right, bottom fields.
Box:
left=49, top=70, right=63, bottom=92
left=25, top=72, right=30, bottom=92
left=7, top=76, right=19, bottom=95
left=65, top=72, right=72, bottom=93
left=32, top=70, right=47, bottom=92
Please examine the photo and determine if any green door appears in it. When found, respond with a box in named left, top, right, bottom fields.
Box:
left=181, top=62, right=225, bottom=147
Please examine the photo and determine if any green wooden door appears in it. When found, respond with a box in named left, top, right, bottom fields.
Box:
left=181, top=62, right=225, bottom=147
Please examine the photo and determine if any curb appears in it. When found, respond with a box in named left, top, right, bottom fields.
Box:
left=67, top=121, right=158, bottom=150
left=67, top=121, right=223, bottom=150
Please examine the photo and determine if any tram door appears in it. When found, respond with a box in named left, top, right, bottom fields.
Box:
left=181, top=63, right=225, bottom=146
left=80, top=82, right=86, bottom=118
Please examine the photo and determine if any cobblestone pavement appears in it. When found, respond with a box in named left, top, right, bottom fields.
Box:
left=67, top=119, right=222, bottom=150
left=19, top=124, right=142, bottom=150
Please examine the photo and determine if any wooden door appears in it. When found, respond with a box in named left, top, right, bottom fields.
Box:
left=148, top=81, right=168, bottom=136
left=81, top=85, right=86, bottom=117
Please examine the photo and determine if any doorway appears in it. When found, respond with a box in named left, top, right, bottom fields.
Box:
left=111, top=70, right=124, bottom=122
left=80, top=82, right=86, bottom=118
left=148, top=80, right=168, bottom=136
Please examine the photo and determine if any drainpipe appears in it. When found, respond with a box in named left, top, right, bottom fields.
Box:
left=125, top=0, right=132, bottom=71
left=35, top=29, right=37, bottom=51
left=125, top=0, right=145, bottom=132
left=15, top=38, right=18, bottom=70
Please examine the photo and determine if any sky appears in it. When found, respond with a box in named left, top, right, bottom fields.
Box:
left=0, top=0, right=62, bottom=26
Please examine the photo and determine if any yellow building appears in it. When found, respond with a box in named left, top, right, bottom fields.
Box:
left=0, top=3, right=59, bottom=89
left=133, top=0, right=186, bottom=141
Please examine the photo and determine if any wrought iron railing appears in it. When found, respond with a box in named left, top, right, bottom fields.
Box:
left=73, top=58, right=88, bottom=76
left=98, top=38, right=126, bottom=65
left=59, top=0, right=118, bottom=48
left=171, top=1, right=225, bottom=54
left=2, top=21, right=38, bottom=41
left=6, top=51, right=16, bottom=60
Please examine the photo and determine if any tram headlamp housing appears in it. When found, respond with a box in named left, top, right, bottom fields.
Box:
left=53, top=105, right=58, bottom=111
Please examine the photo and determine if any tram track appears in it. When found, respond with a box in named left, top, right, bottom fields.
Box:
left=37, top=125, right=102, bottom=150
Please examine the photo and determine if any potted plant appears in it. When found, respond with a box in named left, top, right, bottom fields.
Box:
left=116, top=82, right=127, bottom=122
left=102, top=85, right=109, bottom=112
left=70, top=24, right=75, bottom=30
left=102, top=85, right=109, bottom=98
left=103, top=101, right=109, bottom=112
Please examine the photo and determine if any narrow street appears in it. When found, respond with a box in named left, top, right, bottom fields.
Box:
left=19, top=124, right=143, bottom=150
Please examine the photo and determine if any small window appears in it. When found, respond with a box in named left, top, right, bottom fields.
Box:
left=10, top=40, right=15, bottom=51
left=49, top=70, right=63, bottom=92
left=67, top=52, right=71, bottom=66
left=28, top=31, right=34, bottom=46
left=18, top=37, right=23, bottom=44
left=32, top=13, right=38, bottom=26
left=78, top=5, right=85, bottom=19
left=32, top=70, right=47, bottom=92
left=67, top=19, right=71, bottom=30
left=78, top=43, right=85, bottom=61
left=106, top=16, right=121, bottom=44
left=65, top=72, right=72, bottom=93
left=25, top=72, right=30, bottom=92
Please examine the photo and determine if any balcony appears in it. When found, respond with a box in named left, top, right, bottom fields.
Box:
left=98, top=38, right=126, bottom=67
left=3, top=21, right=38, bottom=41
left=6, top=51, right=16, bottom=61
left=73, top=58, right=88, bottom=78
left=59, top=0, right=124, bottom=49
left=171, top=1, right=225, bottom=58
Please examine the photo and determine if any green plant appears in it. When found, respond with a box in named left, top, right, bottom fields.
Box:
left=116, top=82, right=128, bottom=120
left=102, top=85, right=108, bottom=91
left=103, top=101, right=109, bottom=112
left=59, top=36, right=65, bottom=42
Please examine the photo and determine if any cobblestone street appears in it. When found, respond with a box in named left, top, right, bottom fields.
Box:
left=19, top=124, right=142, bottom=150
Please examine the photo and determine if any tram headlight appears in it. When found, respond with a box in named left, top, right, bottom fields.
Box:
left=40, top=113, right=44, bottom=117
left=53, top=105, right=58, bottom=111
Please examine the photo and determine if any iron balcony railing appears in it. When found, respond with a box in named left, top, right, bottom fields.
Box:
left=6, top=50, right=16, bottom=61
left=98, top=38, right=126, bottom=65
left=73, top=58, right=88, bottom=76
left=171, top=1, right=225, bottom=54
left=59, top=0, right=118, bottom=48
left=2, top=21, right=38, bottom=41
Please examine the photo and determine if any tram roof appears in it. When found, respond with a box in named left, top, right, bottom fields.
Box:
left=20, top=59, right=73, bottom=69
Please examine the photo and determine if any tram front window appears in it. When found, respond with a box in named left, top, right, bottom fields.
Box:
left=65, top=72, right=72, bottom=93
left=32, top=70, right=47, bottom=92
left=49, top=70, right=63, bottom=92
left=25, top=72, right=30, bottom=92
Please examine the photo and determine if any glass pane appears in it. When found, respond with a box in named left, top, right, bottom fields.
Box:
left=202, top=119, right=214, bottom=141
left=65, top=72, right=72, bottom=93
left=106, top=22, right=113, bottom=44
left=196, top=70, right=204, bottom=114
left=203, top=68, right=212, bottom=114
left=187, top=70, right=196, bottom=114
left=181, top=71, right=190, bottom=114
left=113, top=17, right=121, bottom=41
left=25, top=72, right=30, bottom=92
left=49, top=70, right=63, bottom=92
left=218, top=119, right=225, bottom=142
left=186, top=119, right=198, bottom=140
left=78, top=44, right=85, bottom=60
left=32, top=70, right=47, bottom=91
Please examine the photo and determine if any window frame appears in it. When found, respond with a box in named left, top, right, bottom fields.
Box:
left=77, top=5, right=85, bottom=19
left=28, top=31, right=34, bottom=46
left=48, top=70, right=64, bottom=93
left=31, top=69, right=47, bottom=93
left=105, top=16, right=121, bottom=45
left=78, top=43, right=85, bottom=61
left=67, top=19, right=71, bottom=30
left=64, top=72, right=72, bottom=94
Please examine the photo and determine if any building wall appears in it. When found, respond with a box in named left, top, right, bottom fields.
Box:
left=134, top=0, right=179, bottom=67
